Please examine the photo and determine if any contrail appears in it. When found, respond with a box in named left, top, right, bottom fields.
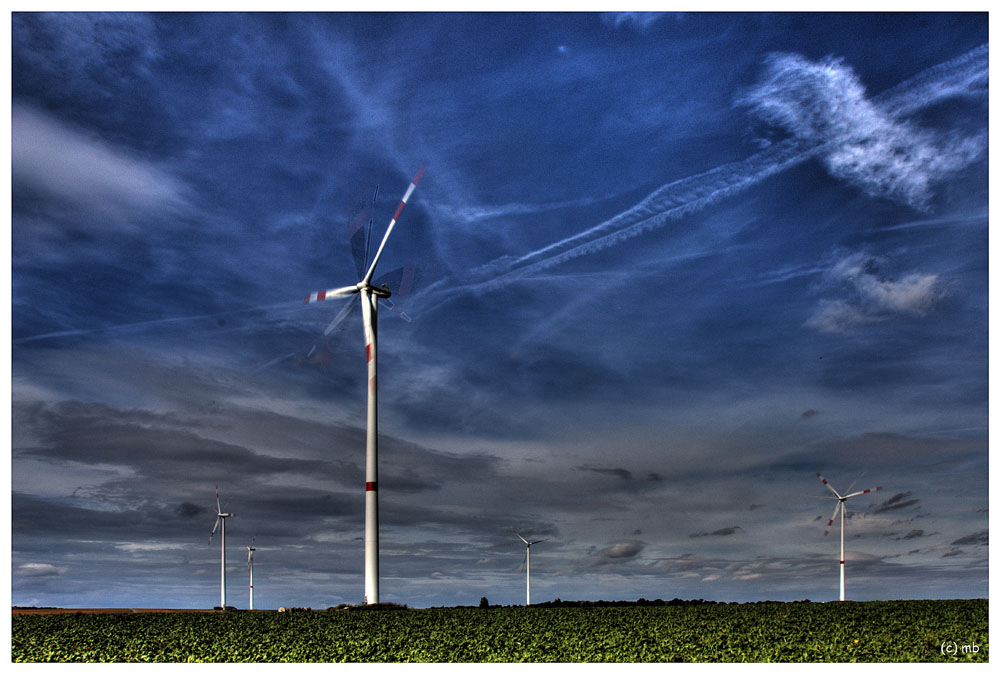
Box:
left=12, top=301, right=300, bottom=345
left=419, top=44, right=987, bottom=310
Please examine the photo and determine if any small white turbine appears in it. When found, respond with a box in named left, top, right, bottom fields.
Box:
left=515, top=532, right=549, bottom=606
left=817, top=472, right=881, bottom=601
left=209, top=487, right=233, bottom=608
left=247, top=537, right=256, bottom=610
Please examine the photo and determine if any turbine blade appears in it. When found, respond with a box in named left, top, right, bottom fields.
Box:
left=530, top=538, right=549, bottom=545
left=216, top=487, right=222, bottom=515
left=380, top=297, right=412, bottom=322
left=520, top=551, right=527, bottom=572
left=373, top=265, right=419, bottom=300
left=845, top=472, right=865, bottom=495
left=816, top=472, right=842, bottom=499
left=844, top=485, right=883, bottom=499
left=362, top=168, right=425, bottom=285
left=305, top=286, right=359, bottom=304
left=210, top=516, right=220, bottom=542
left=322, top=298, right=358, bottom=336
left=347, top=184, right=378, bottom=280
left=823, top=501, right=842, bottom=537
left=372, top=265, right=420, bottom=321
left=514, top=531, right=530, bottom=545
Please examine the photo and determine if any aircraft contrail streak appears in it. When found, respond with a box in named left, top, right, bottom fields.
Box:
left=13, top=301, right=300, bottom=344
left=418, top=44, right=987, bottom=311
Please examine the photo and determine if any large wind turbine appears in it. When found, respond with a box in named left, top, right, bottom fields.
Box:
left=209, top=487, right=233, bottom=608
left=304, top=168, right=425, bottom=604
left=817, top=472, right=881, bottom=601
left=515, top=532, right=549, bottom=606
left=247, top=537, right=256, bottom=610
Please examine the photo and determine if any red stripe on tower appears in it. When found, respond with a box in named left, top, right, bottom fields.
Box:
left=840, top=560, right=845, bottom=565
left=366, top=482, right=377, bottom=492
left=366, top=344, right=372, bottom=362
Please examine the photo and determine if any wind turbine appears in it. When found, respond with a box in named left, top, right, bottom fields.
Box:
left=209, top=487, right=233, bottom=609
left=247, top=537, right=256, bottom=610
left=304, top=168, right=425, bottom=604
left=515, top=531, right=549, bottom=606
left=817, top=472, right=881, bottom=601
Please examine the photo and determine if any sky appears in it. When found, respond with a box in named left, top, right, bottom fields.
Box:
left=8, top=11, right=990, bottom=610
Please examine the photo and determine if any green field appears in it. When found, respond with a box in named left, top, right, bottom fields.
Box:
left=11, top=599, right=987, bottom=663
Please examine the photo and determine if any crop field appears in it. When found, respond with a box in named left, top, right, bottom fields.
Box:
left=12, top=599, right=987, bottom=663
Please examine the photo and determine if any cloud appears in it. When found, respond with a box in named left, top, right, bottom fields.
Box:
left=12, top=103, right=189, bottom=222
left=902, top=530, right=925, bottom=540
left=176, top=502, right=206, bottom=518
left=741, top=52, right=985, bottom=209
left=874, top=492, right=920, bottom=513
left=800, top=409, right=819, bottom=420
left=432, top=195, right=603, bottom=223
left=689, top=526, right=743, bottom=538
left=579, top=466, right=632, bottom=480
left=601, top=12, right=666, bottom=31
left=420, top=46, right=986, bottom=310
left=951, top=530, right=987, bottom=546
left=115, top=542, right=187, bottom=553
left=591, top=540, right=646, bottom=566
left=16, top=563, right=67, bottom=577
left=806, top=251, right=946, bottom=332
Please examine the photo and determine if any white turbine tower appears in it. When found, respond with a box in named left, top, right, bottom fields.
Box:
left=817, top=472, right=882, bottom=601
left=515, top=532, right=549, bottom=606
left=304, top=168, right=425, bottom=604
left=247, top=537, right=256, bottom=610
left=209, top=487, right=233, bottom=609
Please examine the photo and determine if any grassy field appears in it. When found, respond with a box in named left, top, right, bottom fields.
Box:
left=11, top=599, right=987, bottom=662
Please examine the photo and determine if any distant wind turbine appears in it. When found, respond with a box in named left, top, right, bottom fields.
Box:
left=209, top=487, right=233, bottom=609
left=817, top=472, right=882, bottom=601
left=515, top=531, right=549, bottom=606
left=247, top=537, right=256, bottom=610
left=304, top=168, right=425, bottom=604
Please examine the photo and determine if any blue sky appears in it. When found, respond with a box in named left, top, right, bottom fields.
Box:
left=9, top=12, right=989, bottom=609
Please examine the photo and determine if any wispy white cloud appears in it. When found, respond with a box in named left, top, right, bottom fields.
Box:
left=432, top=195, right=605, bottom=223
left=601, top=12, right=668, bottom=32
left=740, top=53, right=985, bottom=209
left=115, top=542, right=188, bottom=553
left=12, top=103, right=190, bottom=223
left=16, top=563, right=67, bottom=577
left=806, top=251, right=946, bottom=333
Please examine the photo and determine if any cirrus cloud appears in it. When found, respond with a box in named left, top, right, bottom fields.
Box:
left=741, top=52, right=985, bottom=209
left=12, top=103, right=190, bottom=223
